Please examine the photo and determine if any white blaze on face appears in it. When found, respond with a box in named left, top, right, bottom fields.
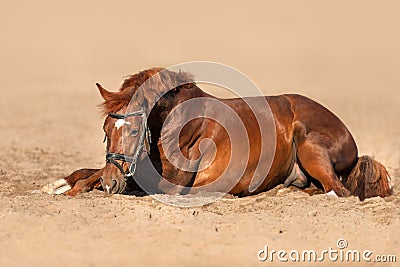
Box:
left=115, top=119, right=131, bottom=130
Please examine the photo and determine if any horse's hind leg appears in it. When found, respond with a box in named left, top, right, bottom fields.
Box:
left=41, top=168, right=100, bottom=195
left=296, top=142, right=351, bottom=197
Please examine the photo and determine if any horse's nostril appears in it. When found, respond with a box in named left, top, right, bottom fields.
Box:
left=111, top=179, right=118, bottom=190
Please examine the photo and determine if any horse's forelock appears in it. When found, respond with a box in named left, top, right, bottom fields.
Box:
left=99, top=89, right=133, bottom=116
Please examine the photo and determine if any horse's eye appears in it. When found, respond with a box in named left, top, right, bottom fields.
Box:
left=103, top=134, right=107, bottom=143
left=130, top=129, right=139, bottom=136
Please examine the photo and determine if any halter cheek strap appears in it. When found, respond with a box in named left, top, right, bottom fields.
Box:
left=105, top=108, right=151, bottom=178
left=106, top=152, right=135, bottom=177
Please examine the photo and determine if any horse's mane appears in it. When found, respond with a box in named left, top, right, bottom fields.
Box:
left=100, top=68, right=195, bottom=115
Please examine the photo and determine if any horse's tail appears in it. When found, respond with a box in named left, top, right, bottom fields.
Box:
left=345, top=155, right=393, bottom=200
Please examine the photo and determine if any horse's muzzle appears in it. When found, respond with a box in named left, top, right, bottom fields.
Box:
left=99, top=177, right=126, bottom=195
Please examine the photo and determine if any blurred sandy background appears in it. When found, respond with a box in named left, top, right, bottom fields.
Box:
left=0, top=1, right=399, bottom=266
left=1, top=0, right=399, bottom=166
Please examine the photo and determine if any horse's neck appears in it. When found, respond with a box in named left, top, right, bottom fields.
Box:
left=148, top=85, right=212, bottom=142
left=151, top=86, right=212, bottom=120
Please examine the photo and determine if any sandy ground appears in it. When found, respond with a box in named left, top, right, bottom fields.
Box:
left=0, top=1, right=399, bottom=266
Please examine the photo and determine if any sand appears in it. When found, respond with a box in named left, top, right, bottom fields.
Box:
left=0, top=1, right=399, bottom=266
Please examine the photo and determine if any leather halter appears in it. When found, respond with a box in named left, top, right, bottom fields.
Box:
left=105, top=108, right=151, bottom=178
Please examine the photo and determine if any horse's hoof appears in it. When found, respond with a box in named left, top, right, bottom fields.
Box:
left=325, top=190, right=339, bottom=197
left=40, top=179, right=72, bottom=195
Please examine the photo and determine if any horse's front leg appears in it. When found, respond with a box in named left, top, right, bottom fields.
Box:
left=65, top=168, right=104, bottom=196
left=41, top=168, right=101, bottom=195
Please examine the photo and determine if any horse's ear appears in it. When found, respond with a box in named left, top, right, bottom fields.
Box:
left=96, top=83, right=113, bottom=101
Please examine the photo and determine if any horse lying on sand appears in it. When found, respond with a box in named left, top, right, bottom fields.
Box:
left=43, top=68, right=393, bottom=200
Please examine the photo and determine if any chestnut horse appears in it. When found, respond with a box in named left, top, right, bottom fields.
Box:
left=43, top=68, right=392, bottom=200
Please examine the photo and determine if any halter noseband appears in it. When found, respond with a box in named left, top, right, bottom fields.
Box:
left=105, top=108, right=151, bottom=178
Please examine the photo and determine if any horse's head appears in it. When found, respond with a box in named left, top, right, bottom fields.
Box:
left=96, top=68, right=196, bottom=194
left=97, top=82, right=150, bottom=194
